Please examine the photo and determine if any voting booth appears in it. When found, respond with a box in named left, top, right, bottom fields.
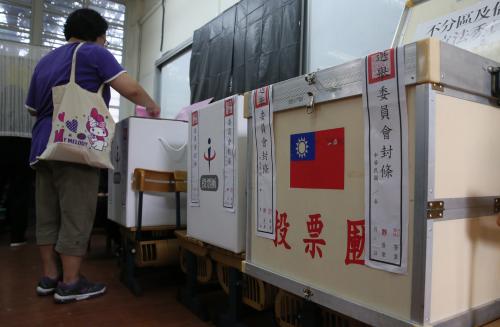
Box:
left=243, top=38, right=500, bottom=327
left=187, top=95, right=248, bottom=253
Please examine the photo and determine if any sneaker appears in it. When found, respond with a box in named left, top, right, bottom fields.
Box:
left=36, top=276, right=59, bottom=296
left=54, top=276, right=106, bottom=303
left=9, top=241, right=27, bottom=247
left=10, top=236, right=27, bottom=247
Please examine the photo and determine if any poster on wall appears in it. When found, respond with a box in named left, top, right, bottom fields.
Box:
left=362, top=47, right=409, bottom=274
left=413, top=0, right=500, bottom=50
left=252, top=86, right=276, bottom=240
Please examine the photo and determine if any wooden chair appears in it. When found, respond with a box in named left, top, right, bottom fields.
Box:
left=121, top=168, right=187, bottom=295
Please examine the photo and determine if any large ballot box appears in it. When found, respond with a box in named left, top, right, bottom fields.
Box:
left=108, top=117, right=188, bottom=228
left=243, top=39, right=500, bottom=327
left=187, top=96, right=247, bottom=253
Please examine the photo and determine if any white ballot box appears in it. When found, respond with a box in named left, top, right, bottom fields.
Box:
left=108, top=117, right=188, bottom=228
left=187, top=95, right=247, bottom=253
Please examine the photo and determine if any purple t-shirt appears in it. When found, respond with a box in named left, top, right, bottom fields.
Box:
left=25, top=42, right=125, bottom=164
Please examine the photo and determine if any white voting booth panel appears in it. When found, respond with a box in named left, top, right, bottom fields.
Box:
left=107, top=117, right=188, bottom=228
left=243, top=39, right=500, bottom=327
left=187, top=96, right=247, bottom=253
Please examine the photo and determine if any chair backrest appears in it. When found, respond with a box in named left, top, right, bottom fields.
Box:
left=133, top=168, right=188, bottom=193
left=174, top=170, right=187, bottom=192
left=133, top=169, right=175, bottom=193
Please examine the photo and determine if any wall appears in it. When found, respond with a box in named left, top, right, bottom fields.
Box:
left=120, top=0, right=238, bottom=119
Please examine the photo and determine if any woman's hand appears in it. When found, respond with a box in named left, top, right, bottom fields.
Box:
left=146, top=103, right=161, bottom=117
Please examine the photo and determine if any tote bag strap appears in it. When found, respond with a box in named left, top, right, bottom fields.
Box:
left=69, top=42, right=86, bottom=84
left=70, top=42, right=106, bottom=96
left=97, top=83, right=105, bottom=96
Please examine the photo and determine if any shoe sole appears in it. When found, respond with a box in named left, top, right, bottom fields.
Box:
left=54, top=287, right=106, bottom=304
left=36, top=286, right=55, bottom=296
left=10, top=242, right=27, bottom=247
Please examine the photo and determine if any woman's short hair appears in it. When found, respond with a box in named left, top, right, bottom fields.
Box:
left=64, top=8, right=108, bottom=41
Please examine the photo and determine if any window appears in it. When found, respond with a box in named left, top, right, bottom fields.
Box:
left=89, top=0, right=125, bottom=64
left=42, top=0, right=126, bottom=121
left=41, top=0, right=125, bottom=63
left=42, top=1, right=83, bottom=48
left=307, top=0, right=406, bottom=72
left=0, top=0, right=32, bottom=44
left=0, top=0, right=125, bottom=122
left=159, top=50, right=192, bottom=119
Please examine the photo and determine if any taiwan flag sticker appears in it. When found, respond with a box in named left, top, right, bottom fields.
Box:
left=290, top=128, right=344, bottom=189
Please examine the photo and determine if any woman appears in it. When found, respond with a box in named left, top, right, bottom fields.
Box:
left=26, top=8, right=160, bottom=303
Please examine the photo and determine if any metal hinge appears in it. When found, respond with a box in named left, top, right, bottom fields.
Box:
left=494, top=198, right=500, bottom=213
left=427, top=201, right=444, bottom=219
left=305, top=72, right=316, bottom=85
left=302, top=287, right=313, bottom=300
left=488, top=66, right=500, bottom=105
left=431, top=83, right=444, bottom=92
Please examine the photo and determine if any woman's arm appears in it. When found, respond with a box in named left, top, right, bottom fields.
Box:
left=109, top=72, right=160, bottom=117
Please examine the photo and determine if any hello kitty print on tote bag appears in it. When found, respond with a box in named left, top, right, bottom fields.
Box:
left=39, top=43, right=115, bottom=169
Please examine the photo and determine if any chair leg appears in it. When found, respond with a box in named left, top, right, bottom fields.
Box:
left=123, top=190, right=144, bottom=296
left=119, top=235, right=142, bottom=296
left=175, top=191, right=181, bottom=229
left=126, top=239, right=142, bottom=296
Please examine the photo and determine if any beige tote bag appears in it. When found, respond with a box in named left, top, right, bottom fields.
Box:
left=39, top=42, right=115, bottom=169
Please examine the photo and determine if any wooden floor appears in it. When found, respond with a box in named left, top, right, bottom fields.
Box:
left=0, top=231, right=210, bottom=327
left=1, top=228, right=498, bottom=327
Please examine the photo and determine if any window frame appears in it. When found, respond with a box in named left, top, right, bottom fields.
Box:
left=0, top=0, right=126, bottom=121
left=0, top=0, right=33, bottom=44
left=304, top=0, right=406, bottom=73
left=0, top=0, right=127, bottom=61
left=155, top=37, right=192, bottom=115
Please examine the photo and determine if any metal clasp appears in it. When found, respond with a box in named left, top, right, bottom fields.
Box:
left=306, top=92, right=315, bottom=114
left=488, top=66, right=500, bottom=105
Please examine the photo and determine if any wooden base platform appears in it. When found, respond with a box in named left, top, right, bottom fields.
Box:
left=175, top=230, right=258, bottom=327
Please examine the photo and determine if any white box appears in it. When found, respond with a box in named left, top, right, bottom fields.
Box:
left=108, top=117, right=188, bottom=228
left=187, top=96, right=247, bottom=253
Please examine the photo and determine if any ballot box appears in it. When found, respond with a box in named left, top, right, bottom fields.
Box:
left=187, top=95, right=248, bottom=253
left=243, top=38, right=500, bottom=327
left=108, top=117, right=188, bottom=227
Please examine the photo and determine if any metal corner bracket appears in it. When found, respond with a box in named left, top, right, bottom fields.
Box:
left=494, top=198, right=500, bottom=213
left=427, top=201, right=444, bottom=219
left=431, top=83, right=444, bottom=92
